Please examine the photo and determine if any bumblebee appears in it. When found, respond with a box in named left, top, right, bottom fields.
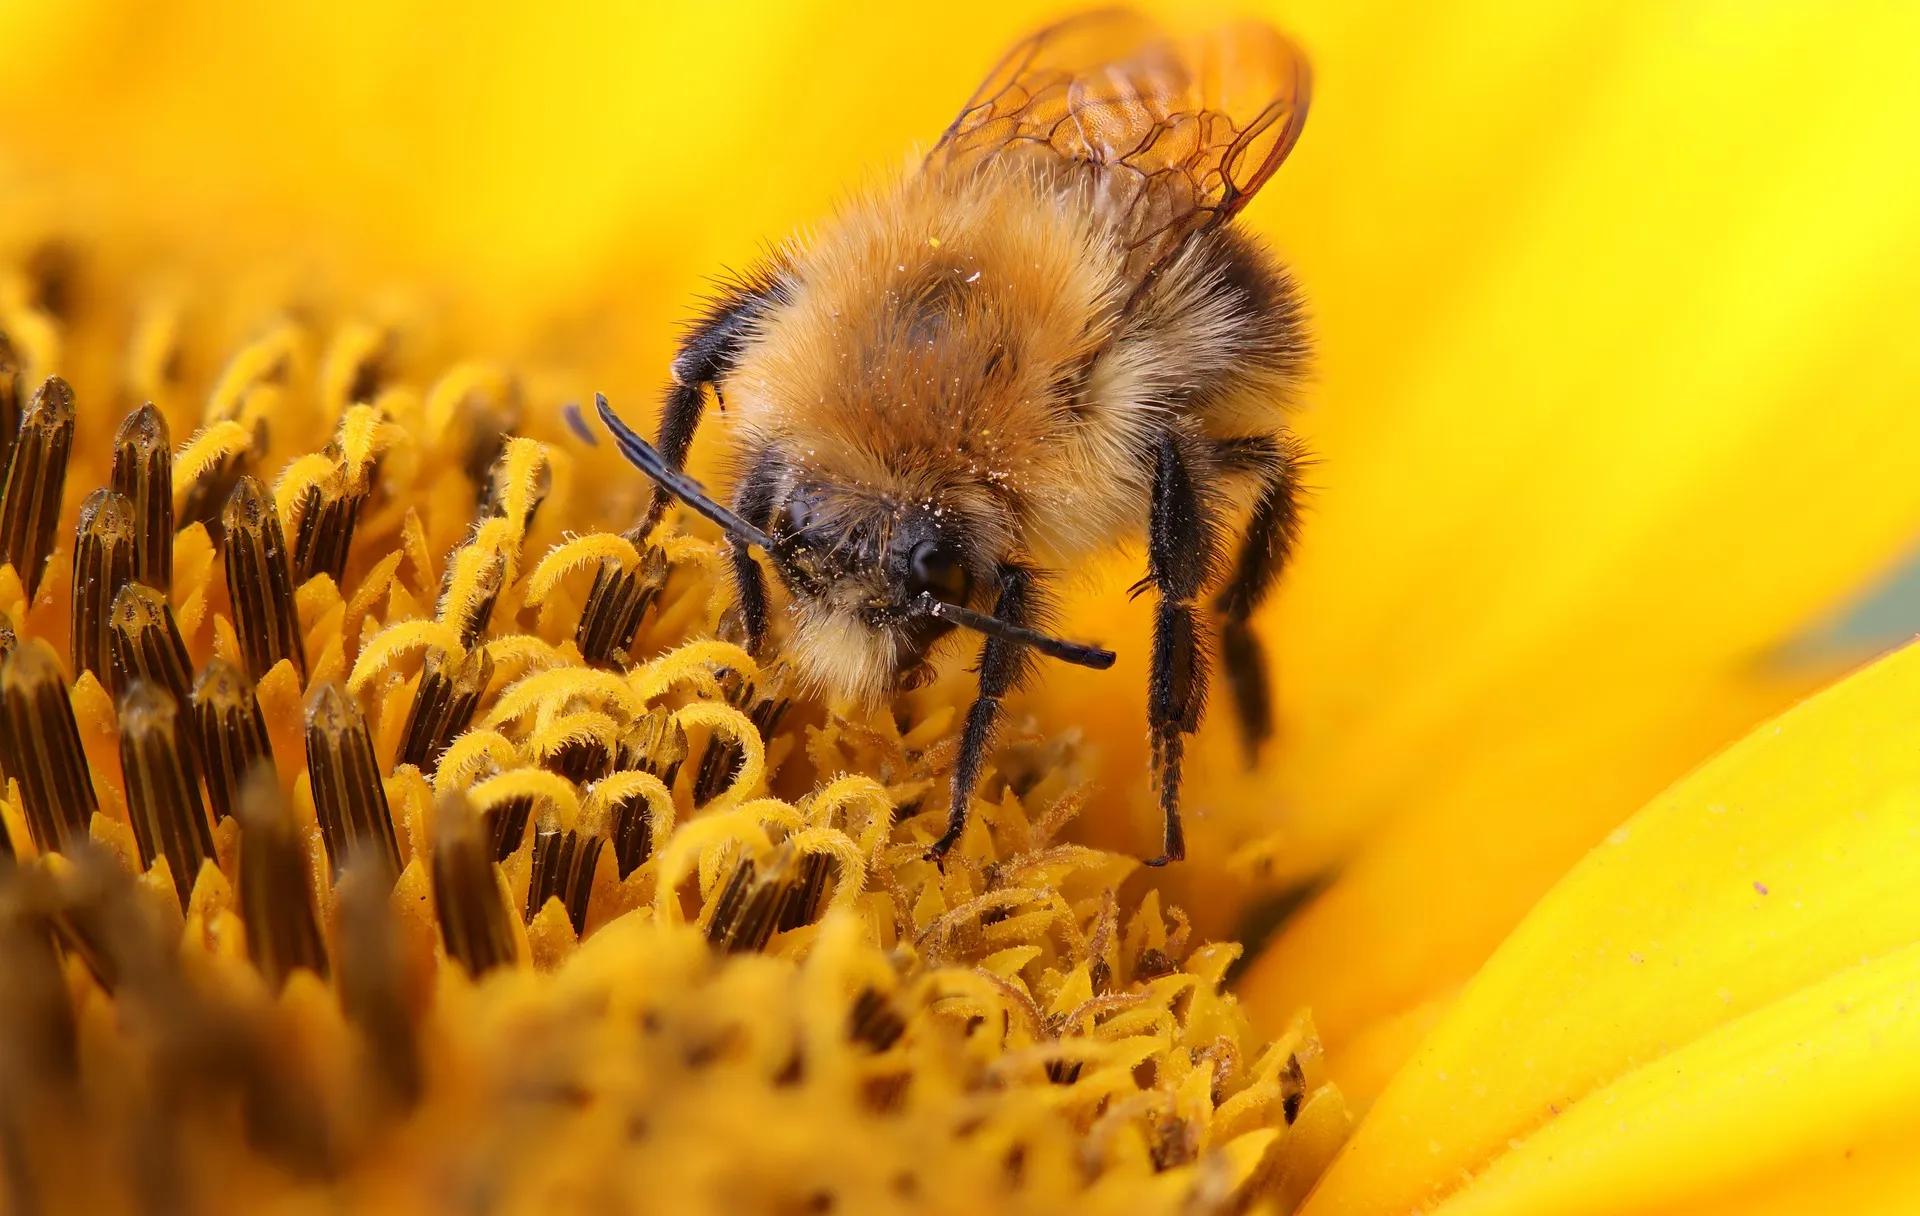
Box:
left=600, top=9, right=1312, bottom=864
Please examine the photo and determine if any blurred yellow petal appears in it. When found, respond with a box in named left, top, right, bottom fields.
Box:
left=1176, top=0, right=1920, bottom=1083
left=1302, top=637, right=1920, bottom=1215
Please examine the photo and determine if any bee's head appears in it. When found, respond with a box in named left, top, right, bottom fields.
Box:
left=766, top=480, right=990, bottom=702
left=593, top=394, right=1114, bottom=705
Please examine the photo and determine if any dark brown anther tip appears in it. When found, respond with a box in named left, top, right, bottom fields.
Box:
left=111, top=401, right=175, bottom=592
left=0, top=375, right=77, bottom=600
left=0, top=637, right=98, bottom=853
left=609, top=707, right=688, bottom=880
left=526, top=817, right=603, bottom=936
left=290, top=454, right=365, bottom=586
left=71, top=487, right=139, bottom=678
left=395, top=644, right=493, bottom=775
left=223, top=475, right=305, bottom=681
left=575, top=547, right=669, bottom=669
left=192, top=657, right=273, bottom=824
left=704, top=842, right=823, bottom=955
left=432, top=787, right=518, bottom=979
left=235, top=767, right=327, bottom=990
left=104, top=581, right=194, bottom=709
left=304, top=682, right=401, bottom=880
left=117, top=680, right=216, bottom=914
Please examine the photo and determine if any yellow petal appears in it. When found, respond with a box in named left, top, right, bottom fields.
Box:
left=1302, top=637, right=1920, bottom=1215
left=1207, top=0, right=1920, bottom=1078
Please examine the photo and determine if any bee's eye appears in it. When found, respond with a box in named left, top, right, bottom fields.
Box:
left=781, top=498, right=812, bottom=538
left=908, top=540, right=970, bottom=605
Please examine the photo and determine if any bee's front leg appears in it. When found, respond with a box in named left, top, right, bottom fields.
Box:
left=637, top=275, right=784, bottom=537
left=1144, top=430, right=1224, bottom=866
left=926, top=563, right=1040, bottom=866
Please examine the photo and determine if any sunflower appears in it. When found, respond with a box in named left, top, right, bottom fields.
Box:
left=3, top=2, right=1920, bottom=1213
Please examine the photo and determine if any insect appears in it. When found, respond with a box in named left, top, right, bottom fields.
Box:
left=599, top=8, right=1312, bottom=865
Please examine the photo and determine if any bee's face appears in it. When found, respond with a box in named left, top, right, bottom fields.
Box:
left=768, top=483, right=981, bottom=702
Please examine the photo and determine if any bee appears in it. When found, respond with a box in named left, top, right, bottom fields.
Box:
left=598, top=9, right=1312, bottom=865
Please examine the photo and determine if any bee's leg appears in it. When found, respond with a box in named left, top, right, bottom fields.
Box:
left=1143, top=430, right=1224, bottom=867
left=727, top=453, right=780, bottom=654
left=927, top=564, right=1039, bottom=865
left=637, top=278, right=783, bottom=536
left=1213, top=432, right=1307, bottom=762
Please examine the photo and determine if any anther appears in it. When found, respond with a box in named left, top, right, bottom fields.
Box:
left=431, top=788, right=516, bottom=978
left=70, top=488, right=138, bottom=678
left=0, top=638, right=98, bottom=853
left=334, top=858, right=421, bottom=1109
left=0, top=376, right=76, bottom=599
left=705, top=844, right=812, bottom=954
left=395, top=645, right=492, bottom=773
left=111, top=402, right=174, bottom=592
left=305, top=683, right=402, bottom=879
left=526, top=814, right=604, bottom=935
left=105, top=582, right=194, bottom=709
left=291, top=448, right=365, bottom=585
left=0, top=332, right=21, bottom=484
left=611, top=708, right=688, bottom=879
left=574, top=547, right=668, bottom=668
left=223, top=475, right=305, bottom=681
left=192, top=657, right=273, bottom=824
left=236, top=768, right=327, bottom=990
left=691, top=663, right=792, bottom=806
left=117, top=680, right=217, bottom=913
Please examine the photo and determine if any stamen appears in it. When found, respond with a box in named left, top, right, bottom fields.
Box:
left=847, top=987, right=906, bottom=1053
left=111, top=402, right=174, bottom=592
left=236, top=768, right=328, bottom=990
left=705, top=843, right=814, bottom=954
left=437, top=544, right=504, bottom=647
left=334, top=858, right=421, bottom=1109
left=0, top=605, right=15, bottom=664
left=691, top=663, right=792, bottom=806
left=395, top=645, right=493, bottom=773
left=0, top=376, right=76, bottom=599
left=192, top=657, right=273, bottom=824
left=70, top=488, right=138, bottom=679
left=0, top=638, right=99, bottom=852
left=486, top=795, right=534, bottom=863
left=0, top=863, right=79, bottom=1089
left=116, top=680, right=217, bottom=913
left=0, top=331, right=21, bottom=484
left=612, top=708, right=688, bottom=878
left=431, top=789, right=516, bottom=978
left=223, top=475, right=306, bottom=680
left=291, top=447, right=366, bottom=585
left=305, top=683, right=402, bottom=879
left=104, top=582, right=195, bottom=709
left=526, top=814, right=604, bottom=934
left=574, top=547, right=668, bottom=668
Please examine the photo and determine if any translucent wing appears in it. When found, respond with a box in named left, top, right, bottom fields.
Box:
left=928, top=8, right=1312, bottom=287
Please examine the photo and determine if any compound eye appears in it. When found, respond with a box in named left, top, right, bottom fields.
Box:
left=781, top=497, right=813, bottom=540
left=908, top=540, right=970, bottom=605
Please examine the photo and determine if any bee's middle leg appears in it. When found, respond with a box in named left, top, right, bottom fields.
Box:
left=1143, top=430, right=1224, bottom=866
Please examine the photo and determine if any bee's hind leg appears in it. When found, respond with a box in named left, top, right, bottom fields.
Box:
left=1142, top=430, right=1227, bottom=866
left=1213, top=432, right=1307, bottom=763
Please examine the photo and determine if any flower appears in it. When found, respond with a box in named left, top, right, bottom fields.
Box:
left=0, top=286, right=1350, bottom=1212
left=3, top=2, right=1920, bottom=1213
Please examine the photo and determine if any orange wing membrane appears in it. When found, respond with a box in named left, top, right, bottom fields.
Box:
left=928, top=8, right=1312, bottom=286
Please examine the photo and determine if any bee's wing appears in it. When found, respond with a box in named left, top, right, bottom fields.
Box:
left=928, top=8, right=1311, bottom=287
